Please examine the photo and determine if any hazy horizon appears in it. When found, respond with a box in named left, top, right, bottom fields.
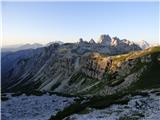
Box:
left=2, top=34, right=159, bottom=48
left=2, top=1, right=159, bottom=46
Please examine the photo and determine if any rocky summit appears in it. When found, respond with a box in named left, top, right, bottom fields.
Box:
left=98, top=34, right=112, bottom=46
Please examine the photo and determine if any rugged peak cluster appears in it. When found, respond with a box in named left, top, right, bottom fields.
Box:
left=78, top=34, right=142, bottom=50
left=76, top=34, right=141, bottom=55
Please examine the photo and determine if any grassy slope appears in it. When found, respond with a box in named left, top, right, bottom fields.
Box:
left=129, top=53, right=160, bottom=91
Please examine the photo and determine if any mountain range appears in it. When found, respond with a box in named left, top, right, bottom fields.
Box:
left=1, top=35, right=152, bottom=53
left=1, top=34, right=160, bottom=96
left=1, top=43, right=43, bottom=52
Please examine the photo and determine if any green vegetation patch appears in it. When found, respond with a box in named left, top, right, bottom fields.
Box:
left=128, top=52, right=160, bottom=91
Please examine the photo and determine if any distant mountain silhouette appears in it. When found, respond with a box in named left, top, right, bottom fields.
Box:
left=2, top=43, right=43, bottom=52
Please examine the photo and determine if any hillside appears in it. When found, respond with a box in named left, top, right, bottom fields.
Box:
left=2, top=43, right=160, bottom=96
left=1, top=43, right=160, bottom=120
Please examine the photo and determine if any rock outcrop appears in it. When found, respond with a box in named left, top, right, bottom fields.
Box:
left=98, top=34, right=112, bottom=46
left=89, top=38, right=96, bottom=44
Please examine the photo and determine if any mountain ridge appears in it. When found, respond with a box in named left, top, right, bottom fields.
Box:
left=2, top=40, right=159, bottom=95
left=1, top=35, right=160, bottom=97
left=2, top=35, right=155, bottom=53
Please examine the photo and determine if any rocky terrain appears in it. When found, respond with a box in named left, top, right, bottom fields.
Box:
left=1, top=93, right=76, bottom=120
left=1, top=34, right=160, bottom=120
left=67, top=90, right=160, bottom=120
left=2, top=34, right=143, bottom=94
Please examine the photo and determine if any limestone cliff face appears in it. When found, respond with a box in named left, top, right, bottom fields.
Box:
left=68, top=47, right=159, bottom=96
left=39, top=49, right=159, bottom=96
left=80, top=53, right=111, bottom=80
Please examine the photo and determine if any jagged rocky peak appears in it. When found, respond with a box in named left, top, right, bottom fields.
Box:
left=111, top=37, right=120, bottom=46
left=122, top=39, right=134, bottom=45
left=79, top=38, right=83, bottom=43
left=79, top=38, right=84, bottom=43
left=89, top=38, right=96, bottom=44
left=112, top=36, right=120, bottom=40
left=98, top=34, right=112, bottom=46
left=78, top=38, right=89, bottom=46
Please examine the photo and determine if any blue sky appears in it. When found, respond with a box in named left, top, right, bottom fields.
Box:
left=2, top=1, right=159, bottom=46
